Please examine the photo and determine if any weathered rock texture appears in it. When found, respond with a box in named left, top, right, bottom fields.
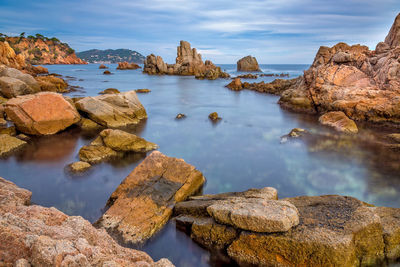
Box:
left=96, top=151, right=206, bottom=244
left=3, top=36, right=86, bottom=65
left=0, top=134, right=26, bottom=157
left=271, top=13, right=400, bottom=125
left=75, top=90, right=147, bottom=128
left=144, top=41, right=229, bottom=80
left=0, top=177, right=173, bottom=267
left=5, top=92, right=80, bottom=135
left=319, top=111, right=359, bottom=134
left=78, top=129, right=157, bottom=164
left=237, top=55, right=260, bottom=72
left=174, top=188, right=400, bottom=267
left=226, top=77, right=299, bottom=95
left=116, top=61, right=141, bottom=70
left=0, top=42, right=27, bottom=70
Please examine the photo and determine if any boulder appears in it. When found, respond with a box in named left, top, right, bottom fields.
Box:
left=0, top=177, right=173, bottom=267
left=208, top=112, right=220, bottom=121
left=78, top=129, right=157, bottom=164
left=96, top=151, right=206, bottom=244
left=237, top=56, right=260, bottom=72
left=99, top=64, right=108, bottom=69
left=103, top=70, right=112, bottom=75
left=0, top=134, right=26, bottom=157
left=0, top=66, right=40, bottom=92
left=5, top=92, right=80, bottom=135
left=75, top=91, right=147, bottom=128
left=319, top=111, right=358, bottom=134
left=116, top=61, right=141, bottom=70
left=226, top=78, right=243, bottom=91
left=0, top=77, right=33, bottom=98
left=175, top=189, right=400, bottom=267
left=68, top=161, right=91, bottom=172
left=31, top=65, right=49, bottom=74
left=35, top=75, right=69, bottom=93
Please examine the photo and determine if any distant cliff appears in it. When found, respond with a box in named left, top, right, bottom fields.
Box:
left=0, top=34, right=86, bottom=65
left=77, top=49, right=145, bottom=63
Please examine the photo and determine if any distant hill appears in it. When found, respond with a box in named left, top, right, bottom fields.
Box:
left=76, top=49, right=145, bottom=64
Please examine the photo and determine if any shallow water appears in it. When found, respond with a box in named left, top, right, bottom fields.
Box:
left=1, top=64, right=400, bottom=266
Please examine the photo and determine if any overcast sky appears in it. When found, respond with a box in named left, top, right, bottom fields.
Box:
left=0, top=0, right=398, bottom=63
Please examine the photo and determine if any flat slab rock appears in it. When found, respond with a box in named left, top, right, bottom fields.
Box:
left=175, top=191, right=400, bottom=267
left=319, top=111, right=358, bottom=134
left=75, top=90, right=147, bottom=128
left=207, top=199, right=299, bottom=233
left=0, top=177, right=173, bottom=267
left=96, top=151, right=206, bottom=244
left=0, top=134, right=26, bottom=157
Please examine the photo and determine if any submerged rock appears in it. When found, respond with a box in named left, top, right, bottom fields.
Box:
left=0, top=134, right=26, bottom=157
left=116, top=61, right=141, bottom=70
left=96, top=151, right=206, bottom=244
left=0, top=177, right=172, bottom=267
left=237, top=55, right=260, bottom=72
left=5, top=92, right=80, bottom=135
left=174, top=189, right=400, bottom=267
left=319, top=111, right=358, bottom=134
left=103, top=70, right=112, bottom=75
left=75, top=91, right=147, bottom=128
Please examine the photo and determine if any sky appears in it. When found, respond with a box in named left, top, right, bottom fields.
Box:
left=0, top=0, right=398, bottom=64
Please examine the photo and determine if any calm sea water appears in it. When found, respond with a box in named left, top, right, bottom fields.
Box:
left=1, top=64, right=400, bottom=266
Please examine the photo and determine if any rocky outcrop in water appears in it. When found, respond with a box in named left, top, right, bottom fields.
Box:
left=226, top=77, right=299, bottom=95
left=3, top=36, right=86, bottom=65
left=78, top=129, right=157, bottom=164
left=0, top=177, right=173, bottom=267
left=237, top=55, right=260, bottom=72
left=96, top=151, right=206, bottom=245
left=319, top=111, right=359, bottom=134
left=143, top=41, right=229, bottom=80
left=116, top=61, right=141, bottom=70
left=5, top=92, right=80, bottom=135
left=0, top=134, right=26, bottom=156
left=272, top=13, right=400, bottom=126
left=174, top=188, right=400, bottom=267
left=75, top=90, right=147, bottom=128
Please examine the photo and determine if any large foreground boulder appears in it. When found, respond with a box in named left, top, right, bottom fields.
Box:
left=96, top=151, right=206, bottom=244
left=237, top=55, right=260, bottom=72
left=75, top=91, right=147, bottom=128
left=5, top=92, right=80, bottom=135
left=174, top=189, right=400, bottom=266
left=0, top=177, right=172, bottom=267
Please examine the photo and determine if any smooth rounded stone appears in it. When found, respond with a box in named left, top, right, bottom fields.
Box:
left=96, top=151, right=206, bottom=244
left=78, top=145, right=121, bottom=164
left=75, top=91, right=147, bottom=128
left=227, top=195, right=386, bottom=267
left=103, top=70, right=112, bottom=75
left=175, top=113, right=186, bottom=119
left=207, top=199, right=299, bottom=233
left=68, top=161, right=91, bottom=173
left=0, top=134, right=27, bottom=157
left=0, top=177, right=163, bottom=267
left=5, top=92, right=81, bottom=135
left=0, top=77, right=34, bottom=98
left=100, top=129, right=158, bottom=152
left=135, top=89, right=151, bottom=93
left=99, top=88, right=120, bottom=94
left=0, top=67, right=40, bottom=92
left=208, top=112, right=220, bottom=121
left=319, top=111, right=358, bottom=134
left=99, top=64, right=108, bottom=69
left=237, top=55, right=260, bottom=72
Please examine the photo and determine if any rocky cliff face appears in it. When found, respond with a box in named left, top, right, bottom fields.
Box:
left=4, top=36, right=86, bottom=65
left=276, top=13, right=400, bottom=125
left=143, top=41, right=229, bottom=80
left=0, top=42, right=27, bottom=70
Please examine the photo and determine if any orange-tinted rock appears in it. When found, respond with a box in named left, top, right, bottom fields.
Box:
left=117, top=61, right=141, bottom=70
left=0, top=42, right=26, bottom=70
left=31, top=65, right=48, bottom=74
left=99, top=64, right=108, bottom=69
left=0, top=177, right=173, bottom=267
left=319, top=111, right=358, bottom=134
left=35, top=75, right=69, bottom=93
left=237, top=55, right=260, bottom=72
left=5, top=92, right=80, bottom=135
left=226, top=78, right=243, bottom=91
left=103, top=70, right=112, bottom=75
left=96, top=151, right=206, bottom=244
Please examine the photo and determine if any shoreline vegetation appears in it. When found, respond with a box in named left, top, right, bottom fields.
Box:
left=0, top=12, right=400, bottom=267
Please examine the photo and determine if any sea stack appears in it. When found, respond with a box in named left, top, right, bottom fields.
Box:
left=237, top=55, right=260, bottom=71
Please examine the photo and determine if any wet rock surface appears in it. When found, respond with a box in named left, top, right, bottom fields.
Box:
left=226, top=77, right=299, bottom=95
left=0, top=134, right=26, bottom=157
left=319, top=111, right=359, bottom=134
left=174, top=188, right=400, bottom=267
left=116, top=61, right=141, bottom=70
left=0, top=177, right=173, bottom=267
left=96, top=151, right=206, bottom=244
left=5, top=92, right=80, bottom=135
left=75, top=90, right=147, bottom=128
